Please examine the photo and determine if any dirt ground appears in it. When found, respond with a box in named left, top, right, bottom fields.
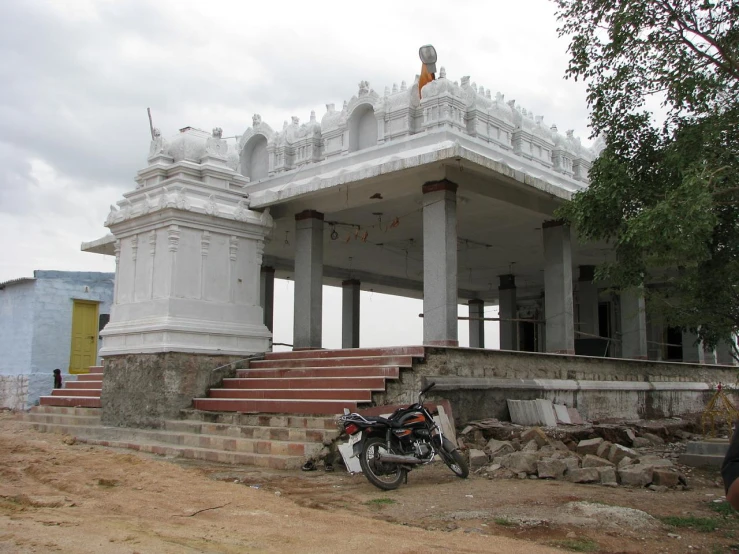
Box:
left=2, top=414, right=738, bottom=554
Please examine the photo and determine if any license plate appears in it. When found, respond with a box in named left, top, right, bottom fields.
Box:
left=348, top=431, right=362, bottom=447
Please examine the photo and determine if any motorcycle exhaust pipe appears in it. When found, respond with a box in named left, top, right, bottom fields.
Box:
left=377, top=453, right=424, bottom=464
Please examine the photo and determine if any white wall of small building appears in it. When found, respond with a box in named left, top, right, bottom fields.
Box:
left=0, top=271, right=114, bottom=409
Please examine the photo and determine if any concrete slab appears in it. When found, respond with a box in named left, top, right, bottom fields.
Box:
left=553, top=404, right=571, bottom=424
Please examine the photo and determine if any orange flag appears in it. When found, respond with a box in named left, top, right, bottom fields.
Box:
left=419, top=63, right=435, bottom=98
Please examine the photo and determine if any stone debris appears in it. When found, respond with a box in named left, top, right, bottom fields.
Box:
left=506, top=399, right=557, bottom=427
left=463, top=415, right=692, bottom=490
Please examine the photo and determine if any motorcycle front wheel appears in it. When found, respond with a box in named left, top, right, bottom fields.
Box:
left=359, top=436, right=407, bottom=491
left=439, top=437, right=469, bottom=478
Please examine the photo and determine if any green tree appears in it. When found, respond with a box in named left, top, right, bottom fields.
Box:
left=553, top=0, right=739, bottom=356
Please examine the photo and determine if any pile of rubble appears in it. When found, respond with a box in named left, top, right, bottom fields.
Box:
left=461, top=424, right=692, bottom=491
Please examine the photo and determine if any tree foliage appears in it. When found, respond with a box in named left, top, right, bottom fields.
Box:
left=553, top=0, right=739, bottom=352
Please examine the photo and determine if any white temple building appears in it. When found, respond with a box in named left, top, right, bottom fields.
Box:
left=83, top=69, right=730, bottom=365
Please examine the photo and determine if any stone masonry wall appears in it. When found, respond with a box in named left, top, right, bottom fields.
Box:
left=101, top=353, right=245, bottom=428
left=0, top=280, right=34, bottom=409
left=373, top=348, right=738, bottom=424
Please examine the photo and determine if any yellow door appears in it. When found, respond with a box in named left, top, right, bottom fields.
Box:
left=69, top=300, right=99, bottom=374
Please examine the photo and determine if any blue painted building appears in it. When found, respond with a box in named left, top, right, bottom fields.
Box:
left=0, top=270, right=114, bottom=409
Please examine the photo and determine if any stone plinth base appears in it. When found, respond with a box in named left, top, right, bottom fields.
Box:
left=101, top=352, right=245, bottom=428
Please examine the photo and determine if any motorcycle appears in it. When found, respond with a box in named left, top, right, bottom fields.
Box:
left=337, top=381, right=469, bottom=490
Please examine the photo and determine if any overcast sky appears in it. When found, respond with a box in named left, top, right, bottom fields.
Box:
left=0, top=0, right=591, bottom=349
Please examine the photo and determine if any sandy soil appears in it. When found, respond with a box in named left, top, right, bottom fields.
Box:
left=2, top=413, right=738, bottom=553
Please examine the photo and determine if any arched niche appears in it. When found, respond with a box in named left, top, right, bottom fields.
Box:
left=241, top=135, right=269, bottom=181
left=348, top=104, right=377, bottom=153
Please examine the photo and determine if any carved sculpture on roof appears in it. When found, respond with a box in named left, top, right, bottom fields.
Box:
left=149, top=127, right=167, bottom=157
left=238, top=114, right=275, bottom=152
left=205, top=127, right=227, bottom=157
left=253, top=114, right=262, bottom=127
left=358, top=80, right=370, bottom=96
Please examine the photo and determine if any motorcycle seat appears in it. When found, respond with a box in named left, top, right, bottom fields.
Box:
left=363, top=415, right=402, bottom=428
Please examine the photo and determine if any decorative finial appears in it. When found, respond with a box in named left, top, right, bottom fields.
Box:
left=310, top=110, right=316, bottom=122
left=326, top=103, right=335, bottom=112
left=212, top=127, right=223, bottom=138
left=485, top=89, right=492, bottom=99
left=291, top=116, right=299, bottom=126
left=400, top=80, right=407, bottom=91
left=551, top=124, right=558, bottom=132
left=384, top=86, right=390, bottom=96
left=252, top=114, right=262, bottom=127
left=392, top=83, right=398, bottom=93
left=439, top=67, right=446, bottom=79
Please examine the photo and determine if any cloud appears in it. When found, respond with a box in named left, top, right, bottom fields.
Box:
left=0, top=0, right=588, bottom=347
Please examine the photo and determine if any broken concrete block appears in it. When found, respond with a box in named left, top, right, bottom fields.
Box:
left=597, top=466, right=618, bottom=485
left=642, top=432, right=665, bottom=446
left=608, top=444, right=638, bottom=465
left=636, top=455, right=673, bottom=467
left=551, top=440, right=570, bottom=452
left=537, top=458, right=568, bottom=479
left=596, top=441, right=613, bottom=459
left=567, top=407, right=584, bottom=425
left=624, top=428, right=636, bottom=444
left=577, top=438, right=604, bottom=456
left=485, top=463, right=501, bottom=473
left=521, top=427, right=549, bottom=447
left=567, top=468, right=600, bottom=483
left=652, top=469, right=680, bottom=488
left=582, top=454, right=615, bottom=469
left=618, top=456, right=635, bottom=469
left=517, top=472, right=528, bottom=479
left=649, top=485, right=669, bottom=493
left=618, top=466, right=654, bottom=487
left=536, top=399, right=558, bottom=427
left=500, top=452, right=539, bottom=475
left=632, top=437, right=651, bottom=448
left=485, top=439, right=515, bottom=458
left=553, top=404, right=571, bottom=424
left=468, top=449, right=489, bottom=469
left=522, top=440, right=539, bottom=452
left=563, top=457, right=581, bottom=473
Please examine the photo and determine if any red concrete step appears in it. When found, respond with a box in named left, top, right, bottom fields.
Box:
left=192, top=398, right=357, bottom=415
left=51, top=388, right=100, bottom=397
left=265, top=346, right=425, bottom=361
left=39, top=396, right=101, bottom=408
left=222, top=376, right=387, bottom=390
left=250, top=355, right=414, bottom=369
left=209, top=388, right=373, bottom=401
left=65, top=381, right=102, bottom=390
left=75, top=374, right=104, bottom=382
left=237, top=366, right=400, bottom=379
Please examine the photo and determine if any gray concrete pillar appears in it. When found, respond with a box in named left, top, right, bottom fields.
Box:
left=716, top=339, right=737, bottom=365
left=468, top=299, right=485, bottom=348
left=704, top=346, right=717, bottom=365
left=498, top=275, right=517, bottom=350
left=577, top=265, right=599, bottom=338
left=259, top=266, right=275, bottom=333
left=293, top=210, right=324, bottom=349
left=543, top=220, right=575, bottom=354
left=682, top=330, right=704, bottom=363
left=342, top=279, right=360, bottom=349
left=620, top=287, right=648, bottom=359
left=422, top=180, right=458, bottom=346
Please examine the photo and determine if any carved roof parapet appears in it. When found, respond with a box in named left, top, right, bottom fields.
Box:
left=239, top=115, right=275, bottom=152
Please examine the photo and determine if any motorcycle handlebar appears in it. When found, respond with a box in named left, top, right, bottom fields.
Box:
left=420, top=381, right=436, bottom=396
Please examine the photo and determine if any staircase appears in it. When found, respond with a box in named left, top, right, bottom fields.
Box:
left=39, top=366, right=103, bottom=408
left=18, top=407, right=337, bottom=469
left=192, top=346, right=424, bottom=415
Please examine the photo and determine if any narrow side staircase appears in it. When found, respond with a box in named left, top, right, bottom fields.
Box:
left=192, top=346, right=425, bottom=415
left=39, top=365, right=103, bottom=408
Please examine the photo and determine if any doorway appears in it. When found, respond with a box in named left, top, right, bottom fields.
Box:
left=69, top=300, right=99, bottom=374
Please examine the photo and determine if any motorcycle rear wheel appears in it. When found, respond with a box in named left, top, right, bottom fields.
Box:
left=359, top=436, right=407, bottom=491
left=439, top=437, right=469, bottom=478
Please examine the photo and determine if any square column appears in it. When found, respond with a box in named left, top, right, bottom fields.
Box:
left=294, top=210, right=324, bottom=350
left=498, top=275, right=517, bottom=350
left=468, top=299, right=485, bottom=348
left=717, top=339, right=737, bottom=365
left=577, top=265, right=599, bottom=337
left=342, top=279, right=360, bottom=349
left=543, top=220, right=575, bottom=354
left=260, top=266, right=275, bottom=333
left=620, top=287, right=648, bottom=359
left=422, top=180, right=458, bottom=346
left=682, top=330, right=704, bottom=363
